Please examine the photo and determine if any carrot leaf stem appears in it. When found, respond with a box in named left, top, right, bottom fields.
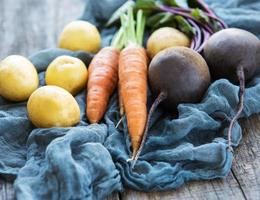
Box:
left=136, top=10, right=146, bottom=46
left=120, top=7, right=146, bottom=47
left=111, top=26, right=125, bottom=49
left=128, top=6, right=137, bottom=45
left=105, top=0, right=135, bottom=27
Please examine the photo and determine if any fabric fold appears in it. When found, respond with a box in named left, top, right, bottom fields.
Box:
left=0, top=0, right=259, bottom=199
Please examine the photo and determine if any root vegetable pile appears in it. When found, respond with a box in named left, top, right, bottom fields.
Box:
left=1, top=0, right=258, bottom=172
left=105, top=1, right=259, bottom=167
left=80, top=0, right=260, bottom=170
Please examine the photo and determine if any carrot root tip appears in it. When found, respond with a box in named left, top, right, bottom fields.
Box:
left=126, top=158, right=133, bottom=162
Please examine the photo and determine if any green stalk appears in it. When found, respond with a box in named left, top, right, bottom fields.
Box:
left=128, top=7, right=137, bottom=45
left=120, top=13, right=127, bottom=46
left=111, top=27, right=125, bottom=49
left=111, top=13, right=129, bottom=49
left=136, top=10, right=146, bottom=46
left=120, top=7, right=146, bottom=47
left=136, top=10, right=143, bottom=46
left=105, top=0, right=135, bottom=27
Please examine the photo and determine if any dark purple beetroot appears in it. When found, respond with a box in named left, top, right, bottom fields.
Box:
left=132, top=47, right=211, bottom=166
left=204, top=28, right=260, bottom=83
left=149, top=47, right=211, bottom=111
left=203, top=28, right=260, bottom=151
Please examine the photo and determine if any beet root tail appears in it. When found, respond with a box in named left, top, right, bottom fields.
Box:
left=131, top=91, right=167, bottom=168
left=227, top=65, right=245, bottom=152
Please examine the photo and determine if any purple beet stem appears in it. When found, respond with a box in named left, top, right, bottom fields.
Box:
left=190, top=39, right=196, bottom=49
left=156, top=2, right=228, bottom=52
left=187, top=19, right=202, bottom=51
left=169, top=7, right=227, bottom=29
left=159, top=6, right=214, bottom=34
left=197, top=28, right=211, bottom=52
left=196, top=0, right=215, bottom=16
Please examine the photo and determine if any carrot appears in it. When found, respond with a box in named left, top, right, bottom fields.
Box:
left=86, top=28, right=124, bottom=123
left=87, top=47, right=119, bottom=123
left=118, top=8, right=147, bottom=159
left=119, top=46, right=148, bottom=157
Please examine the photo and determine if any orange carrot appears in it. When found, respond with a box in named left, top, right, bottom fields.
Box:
left=119, top=46, right=148, bottom=157
left=117, top=7, right=148, bottom=159
left=87, top=47, right=120, bottom=123
left=86, top=26, right=124, bottom=124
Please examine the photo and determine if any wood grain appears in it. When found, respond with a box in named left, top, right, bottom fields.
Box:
left=0, top=0, right=85, bottom=59
left=0, top=178, right=14, bottom=200
left=0, top=0, right=259, bottom=200
left=232, top=115, right=260, bottom=200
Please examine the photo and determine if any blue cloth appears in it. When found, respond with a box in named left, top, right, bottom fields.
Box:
left=205, top=0, right=260, bottom=37
left=0, top=0, right=259, bottom=199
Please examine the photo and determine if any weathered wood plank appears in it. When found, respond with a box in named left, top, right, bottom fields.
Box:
left=0, top=179, right=5, bottom=200
left=4, top=182, right=14, bottom=200
left=0, top=0, right=85, bottom=59
left=0, top=178, right=14, bottom=200
left=107, top=193, right=120, bottom=200
left=231, top=115, right=260, bottom=200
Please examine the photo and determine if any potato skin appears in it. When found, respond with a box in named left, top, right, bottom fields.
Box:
left=0, top=55, right=39, bottom=101
left=147, top=27, right=190, bottom=58
left=149, top=47, right=211, bottom=111
left=203, top=28, right=260, bottom=83
left=58, top=20, right=101, bottom=53
left=45, top=55, right=88, bottom=95
left=27, top=86, right=80, bottom=128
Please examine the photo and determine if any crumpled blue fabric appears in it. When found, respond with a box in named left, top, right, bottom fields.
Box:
left=205, top=0, right=260, bottom=37
left=0, top=0, right=259, bottom=199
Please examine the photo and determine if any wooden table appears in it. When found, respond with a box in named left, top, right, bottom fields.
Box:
left=0, top=0, right=259, bottom=199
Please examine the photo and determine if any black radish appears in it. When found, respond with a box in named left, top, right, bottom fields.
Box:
left=203, top=28, right=260, bottom=151
left=132, top=47, right=211, bottom=166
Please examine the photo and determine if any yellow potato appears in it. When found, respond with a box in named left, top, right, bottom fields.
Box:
left=0, top=55, right=39, bottom=101
left=45, top=56, right=88, bottom=95
left=147, top=27, right=190, bottom=58
left=58, top=20, right=101, bottom=53
left=27, top=86, right=80, bottom=128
